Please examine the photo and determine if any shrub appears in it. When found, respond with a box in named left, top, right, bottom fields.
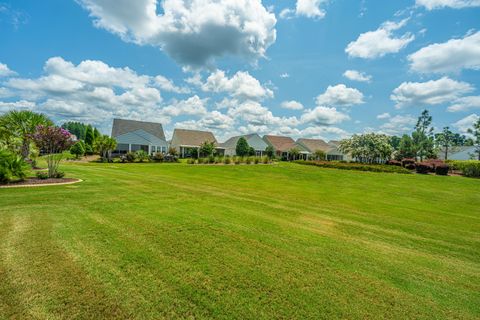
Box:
left=36, top=171, right=49, bottom=180
left=223, top=157, right=231, bottom=165
left=152, top=152, right=164, bottom=162
left=262, top=156, right=269, bottom=164
left=0, top=149, right=29, bottom=183
left=405, top=163, right=416, bottom=170
left=135, top=150, right=149, bottom=162
left=186, top=158, right=195, bottom=165
left=125, top=152, right=136, bottom=163
left=386, top=160, right=402, bottom=166
left=54, top=171, right=65, bottom=178
left=235, top=158, right=241, bottom=165
left=415, top=162, right=432, bottom=174
left=70, top=141, right=85, bottom=159
left=294, top=160, right=411, bottom=174
left=401, top=158, right=416, bottom=167
left=254, top=157, right=260, bottom=164
left=197, top=158, right=204, bottom=164
left=245, top=157, right=252, bottom=164
left=447, top=160, right=480, bottom=178
left=208, top=155, right=215, bottom=164
left=435, top=164, right=449, bottom=176
left=214, top=156, right=222, bottom=164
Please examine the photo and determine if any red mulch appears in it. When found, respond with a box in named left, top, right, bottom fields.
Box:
left=0, top=178, right=79, bottom=187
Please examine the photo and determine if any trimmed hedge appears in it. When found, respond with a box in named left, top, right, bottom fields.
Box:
left=415, top=162, right=432, bottom=174
left=446, top=160, right=480, bottom=178
left=386, top=160, right=402, bottom=166
left=401, top=158, right=416, bottom=167
left=435, top=164, right=449, bottom=176
left=294, top=160, right=411, bottom=174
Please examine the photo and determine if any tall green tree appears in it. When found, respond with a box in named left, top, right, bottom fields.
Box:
left=85, top=125, right=94, bottom=147
left=389, top=136, right=401, bottom=150
left=61, top=122, right=87, bottom=140
left=199, top=141, right=215, bottom=158
left=396, top=134, right=416, bottom=160
left=413, top=110, right=435, bottom=161
left=0, top=110, right=53, bottom=159
left=435, top=127, right=455, bottom=160
left=265, top=146, right=275, bottom=159
left=467, top=118, right=480, bottom=160
left=235, top=137, right=250, bottom=156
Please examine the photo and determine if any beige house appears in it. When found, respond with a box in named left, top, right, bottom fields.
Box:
left=296, top=138, right=350, bottom=161
left=170, top=128, right=224, bottom=158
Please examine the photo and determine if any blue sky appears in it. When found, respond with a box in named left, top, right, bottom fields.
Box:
left=0, top=0, right=479, bottom=141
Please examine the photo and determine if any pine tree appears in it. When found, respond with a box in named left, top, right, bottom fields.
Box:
left=85, top=125, right=94, bottom=147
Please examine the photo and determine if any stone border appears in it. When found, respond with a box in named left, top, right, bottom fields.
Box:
left=0, top=179, right=83, bottom=189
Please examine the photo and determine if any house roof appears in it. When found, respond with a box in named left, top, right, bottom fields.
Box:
left=263, top=135, right=302, bottom=152
left=220, top=133, right=268, bottom=150
left=112, top=118, right=166, bottom=141
left=116, top=129, right=168, bottom=146
left=171, top=128, right=218, bottom=147
left=296, top=138, right=331, bottom=153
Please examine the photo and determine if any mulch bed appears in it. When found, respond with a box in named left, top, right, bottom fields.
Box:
left=0, top=178, right=81, bottom=188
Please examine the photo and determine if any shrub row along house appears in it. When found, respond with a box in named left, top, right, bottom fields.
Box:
left=111, top=118, right=349, bottom=160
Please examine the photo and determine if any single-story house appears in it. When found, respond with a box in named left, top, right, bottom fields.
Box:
left=111, top=118, right=168, bottom=155
left=263, top=135, right=310, bottom=160
left=296, top=138, right=350, bottom=161
left=437, top=146, right=478, bottom=160
left=220, top=133, right=269, bottom=157
left=170, top=128, right=224, bottom=158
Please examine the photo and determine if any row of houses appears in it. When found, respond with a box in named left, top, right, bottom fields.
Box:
left=111, top=118, right=349, bottom=160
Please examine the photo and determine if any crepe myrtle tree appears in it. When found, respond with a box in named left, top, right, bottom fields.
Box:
left=31, top=125, right=74, bottom=178
left=199, top=141, right=215, bottom=158
left=339, top=133, right=393, bottom=163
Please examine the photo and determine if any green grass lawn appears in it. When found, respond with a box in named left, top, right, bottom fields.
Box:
left=1, top=162, right=479, bottom=319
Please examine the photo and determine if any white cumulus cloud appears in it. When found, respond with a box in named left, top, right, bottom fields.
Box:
left=316, top=84, right=364, bottom=107
left=280, top=0, right=327, bottom=19
left=0, top=63, right=16, bottom=77
left=281, top=100, right=304, bottom=110
left=447, top=96, right=480, bottom=112
left=343, top=70, right=372, bottom=82
left=416, top=0, right=480, bottom=10
left=77, top=0, right=277, bottom=68
left=346, top=19, right=415, bottom=59
left=201, top=70, right=273, bottom=101
left=452, top=113, right=479, bottom=134
left=301, top=106, right=350, bottom=125
left=391, top=77, right=474, bottom=108
left=408, top=31, right=480, bottom=73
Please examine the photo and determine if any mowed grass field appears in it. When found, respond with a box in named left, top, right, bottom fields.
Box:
left=1, top=162, right=479, bottom=319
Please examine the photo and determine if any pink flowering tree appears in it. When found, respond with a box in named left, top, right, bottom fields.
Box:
left=31, top=126, right=75, bottom=178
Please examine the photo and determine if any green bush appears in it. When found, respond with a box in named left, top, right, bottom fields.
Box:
left=0, top=149, right=29, bottom=183
left=435, top=164, right=449, bottom=176
left=186, top=158, right=195, bottom=165
left=208, top=155, right=215, bottom=164
left=36, top=171, right=49, bottom=180
left=262, top=156, right=269, bottom=164
left=447, top=160, right=480, bottom=178
left=135, top=150, right=149, bottom=162
left=254, top=157, right=260, bottom=164
left=245, top=157, right=252, bottom=164
left=152, top=152, right=164, bottom=162
left=224, top=157, right=231, bottom=165
left=294, top=160, right=411, bottom=174
left=125, top=152, right=136, bottom=163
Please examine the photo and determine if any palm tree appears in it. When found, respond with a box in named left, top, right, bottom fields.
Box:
left=0, top=110, right=53, bottom=159
left=94, top=135, right=117, bottom=162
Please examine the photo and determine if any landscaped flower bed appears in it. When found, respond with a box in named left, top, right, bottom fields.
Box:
left=294, top=160, right=411, bottom=174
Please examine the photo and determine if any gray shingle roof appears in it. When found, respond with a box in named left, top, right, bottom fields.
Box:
left=171, top=128, right=218, bottom=147
left=111, top=119, right=166, bottom=141
left=296, top=138, right=331, bottom=153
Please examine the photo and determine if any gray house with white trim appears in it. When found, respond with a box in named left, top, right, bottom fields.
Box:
left=220, top=133, right=269, bottom=156
left=111, top=119, right=168, bottom=155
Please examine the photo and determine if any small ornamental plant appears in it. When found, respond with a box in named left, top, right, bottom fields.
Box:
left=31, top=126, right=74, bottom=178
